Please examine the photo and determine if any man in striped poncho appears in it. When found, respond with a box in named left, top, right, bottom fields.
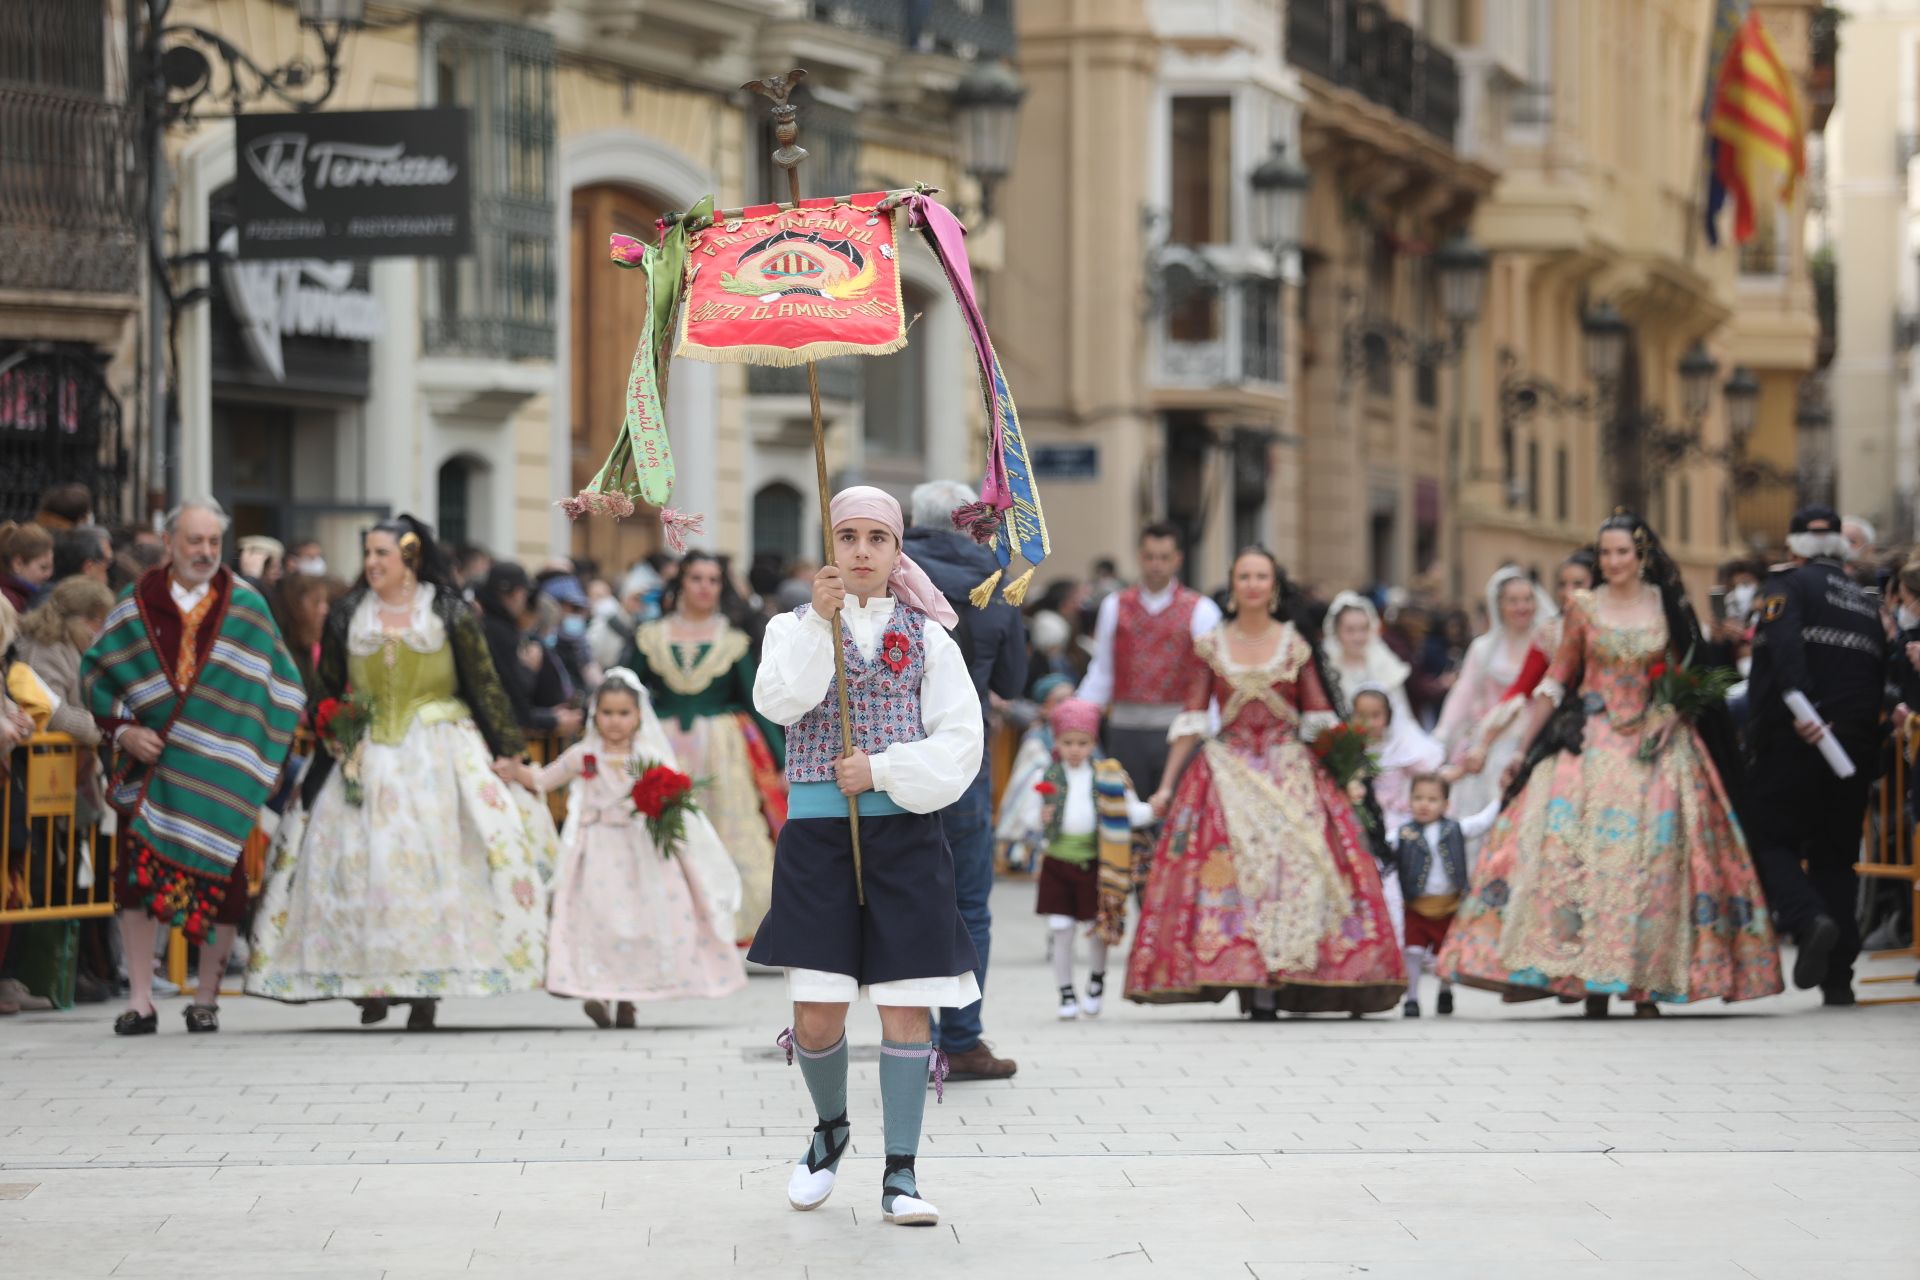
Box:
left=82, top=498, right=305, bottom=1036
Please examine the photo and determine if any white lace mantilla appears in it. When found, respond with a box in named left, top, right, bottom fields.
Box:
left=348, top=583, right=448, bottom=657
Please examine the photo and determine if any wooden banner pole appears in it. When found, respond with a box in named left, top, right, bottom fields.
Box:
left=749, top=70, right=865, bottom=905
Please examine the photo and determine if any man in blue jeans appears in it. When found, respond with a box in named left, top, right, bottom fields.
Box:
left=904, top=481, right=1027, bottom=1080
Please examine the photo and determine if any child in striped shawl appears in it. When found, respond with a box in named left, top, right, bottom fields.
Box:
left=1021, top=698, right=1155, bottom=1019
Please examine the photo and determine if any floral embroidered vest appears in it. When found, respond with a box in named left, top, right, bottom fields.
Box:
left=1112, top=585, right=1201, bottom=705
left=785, top=603, right=928, bottom=783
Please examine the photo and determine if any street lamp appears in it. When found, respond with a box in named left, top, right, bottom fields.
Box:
left=1723, top=365, right=1760, bottom=442
left=152, top=0, right=366, bottom=123
left=1581, top=301, right=1628, bottom=386
left=952, top=60, right=1025, bottom=219
left=1432, top=232, right=1490, bottom=332
left=1248, top=142, right=1311, bottom=253
left=1679, top=342, right=1719, bottom=421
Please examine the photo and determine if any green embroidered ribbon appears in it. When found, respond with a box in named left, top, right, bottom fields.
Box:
left=564, top=196, right=710, bottom=548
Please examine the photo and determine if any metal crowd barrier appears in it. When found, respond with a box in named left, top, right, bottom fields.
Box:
left=0, top=727, right=577, bottom=1003
left=1857, top=717, right=1920, bottom=1004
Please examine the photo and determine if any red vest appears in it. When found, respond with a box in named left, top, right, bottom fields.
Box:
left=1112, top=585, right=1200, bottom=705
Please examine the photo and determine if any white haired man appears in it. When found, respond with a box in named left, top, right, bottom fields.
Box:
left=1743, top=505, right=1887, bottom=1006
left=900, top=479, right=1028, bottom=1080
left=82, top=499, right=305, bottom=1035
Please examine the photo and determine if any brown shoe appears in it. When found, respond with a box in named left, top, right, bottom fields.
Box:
left=942, top=1042, right=1017, bottom=1081
left=614, top=1001, right=636, bottom=1029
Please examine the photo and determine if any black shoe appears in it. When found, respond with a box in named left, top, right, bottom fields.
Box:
left=1402, top=999, right=1421, bottom=1018
left=113, top=1009, right=157, bottom=1036
left=1584, top=995, right=1610, bottom=1019
left=1822, top=987, right=1857, bottom=1007
left=183, top=1004, right=219, bottom=1034
left=1436, top=989, right=1455, bottom=1016
left=1793, top=916, right=1840, bottom=990
left=1248, top=1006, right=1279, bottom=1022
left=356, top=998, right=391, bottom=1025
left=406, top=999, right=438, bottom=1031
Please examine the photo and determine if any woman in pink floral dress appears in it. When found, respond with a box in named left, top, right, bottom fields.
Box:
left=1438, top=514, right=1782, bottom=1014
left=1126, top=549, right=1406, bottom=1016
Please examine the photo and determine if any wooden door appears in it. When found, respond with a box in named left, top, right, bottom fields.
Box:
left=570, top=184, right=667, bottom=579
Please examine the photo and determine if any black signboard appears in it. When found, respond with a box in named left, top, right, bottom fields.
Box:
left=234, top=108, right=472, bottom=260
left=1031, top=444, right=1099, bottom=481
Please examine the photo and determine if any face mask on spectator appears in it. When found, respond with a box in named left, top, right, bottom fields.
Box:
left=295, top=555, right=327, bottom=576
left=1900, top=604, right=1920, bottom=632
left=560, top=614, right=588, bottom=639
left=1725, top=583, right=1757, bottom=621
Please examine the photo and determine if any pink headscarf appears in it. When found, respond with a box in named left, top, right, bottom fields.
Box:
left=830, top=486, right=960, bottom=629
left=1048, top=697, right=1102, bottom=740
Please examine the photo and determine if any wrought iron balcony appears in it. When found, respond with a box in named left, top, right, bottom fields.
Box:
left=0, top=87, right=140, bottom=295
left=1285, top=0, right=1461, bottom=146
left=1151, top=257, right=1285, bottom=391
left=809, top=0, right=1014, bottom=59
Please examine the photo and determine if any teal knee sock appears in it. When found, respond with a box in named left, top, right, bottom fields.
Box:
left=878, top=1039, right=933, bottom=1207
left=794, top=1033, right=850, bottom=1173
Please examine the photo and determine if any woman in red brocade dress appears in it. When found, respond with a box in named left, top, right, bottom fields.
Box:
left=1125, top=549, right=1406, bottom=1017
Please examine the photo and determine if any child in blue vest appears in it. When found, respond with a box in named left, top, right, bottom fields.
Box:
left=749, top=486, right=982, bottom=1228
left=1393, top=772, right=1499, bottom=1018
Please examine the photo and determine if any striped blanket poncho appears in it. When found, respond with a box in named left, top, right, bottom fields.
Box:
left=84, top=568, right=305, bottom=934
left=1039, top=757, right=1138, bottom=946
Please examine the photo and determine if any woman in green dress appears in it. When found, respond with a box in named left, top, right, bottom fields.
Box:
left=247, top=517, right=558, bottom=1028
left=627, top=551, right=785, bottom=944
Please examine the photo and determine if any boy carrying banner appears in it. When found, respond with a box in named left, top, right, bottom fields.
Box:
left=749, top=486, right=982, bottom=1227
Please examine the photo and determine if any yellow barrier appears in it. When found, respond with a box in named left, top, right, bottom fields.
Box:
left=1857, top=717, right=1920, bottom=1004
left=1, top=727, right=577, bottom=999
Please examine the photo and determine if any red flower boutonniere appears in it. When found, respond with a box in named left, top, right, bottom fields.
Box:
left=1034, top=781, right=1059, bottom=796
left=880, top=630, right=912, bottom=673
left=581, top=753, right=599, bottom=780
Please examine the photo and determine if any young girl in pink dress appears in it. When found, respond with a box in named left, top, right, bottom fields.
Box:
left=520, top=669, right=746, bottom=1027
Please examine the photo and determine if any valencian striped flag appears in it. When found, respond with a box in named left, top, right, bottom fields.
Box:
left=1704, top=5, right=1807, bottom=246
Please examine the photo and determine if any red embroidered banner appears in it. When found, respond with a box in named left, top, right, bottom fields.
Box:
left=674, top=193, right=908, bottom=367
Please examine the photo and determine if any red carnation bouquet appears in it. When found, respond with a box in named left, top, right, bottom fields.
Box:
left=1310, top=719, right=1378, bottom=788
left=314, top=695, right=375, bottom=806
left=630, top=761, right=700, bottom=858
left=1638, top=644, right=1737, bottom=761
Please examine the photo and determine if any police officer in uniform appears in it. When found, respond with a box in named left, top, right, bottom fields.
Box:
left=1744, top=506, right=1886, bottom=1005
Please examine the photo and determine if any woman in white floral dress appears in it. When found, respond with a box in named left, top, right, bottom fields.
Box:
left=247, top=518, right=557, bottom=1028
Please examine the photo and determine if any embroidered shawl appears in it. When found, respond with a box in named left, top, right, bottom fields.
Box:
left=84, top=568, right=305, bottom=884
left=1040, top=757, right=1138, bottom=944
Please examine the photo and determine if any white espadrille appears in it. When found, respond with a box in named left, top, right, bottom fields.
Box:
left=882, top=1192, right=940, bottom=1226
left=788, top=1160, right=837, bottom=1211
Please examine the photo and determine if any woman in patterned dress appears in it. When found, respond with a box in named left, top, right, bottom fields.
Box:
left=247, top=517, right=558, bottom=1029
left=627, top=551, right=785, bottom=944
left=1437, top=513, right=1782, bottom=1014
left=1125, top=548, right=1406, bottom=1017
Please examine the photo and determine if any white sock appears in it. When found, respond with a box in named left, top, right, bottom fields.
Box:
left=1403, top=946, right=1427, bottom=1003
left=1048, top=917, right=1075, bottom=990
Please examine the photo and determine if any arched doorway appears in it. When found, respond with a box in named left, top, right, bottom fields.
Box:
left=436, top=454, right=491, bottom=550
left=570, top=183, right=667, bottom=576
left=752, top=481, right=803, bottom=565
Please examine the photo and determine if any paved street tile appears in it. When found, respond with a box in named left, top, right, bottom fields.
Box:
left=2, top=881, right=1917, bottom=1275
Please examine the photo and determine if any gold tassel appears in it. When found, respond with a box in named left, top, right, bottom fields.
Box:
left=1000, top=566, right=1037, bottom=606
left=968, top=569, right=1003, bottom=610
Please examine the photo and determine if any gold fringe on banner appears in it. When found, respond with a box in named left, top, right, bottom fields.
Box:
left=968, top=569, right=1003, bottom=610
left=1000, top=566, right=1037, bottom=607
left=674, top=335, right=909, bottom=367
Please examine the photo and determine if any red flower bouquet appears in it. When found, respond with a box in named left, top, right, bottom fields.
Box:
left=314, top=695, right=375, bottom=806
left=1638, top=645, right=1738, bottom=761
left=880, top=630, right=912, bottom=673
left=630, top=761, right=700, bottom=858
left=1310, top=719, right=1378, bottom=788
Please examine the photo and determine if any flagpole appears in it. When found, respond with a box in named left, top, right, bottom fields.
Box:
left=749, top=69, right=865, bottom=906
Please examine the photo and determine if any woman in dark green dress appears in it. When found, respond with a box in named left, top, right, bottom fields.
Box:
left=628, top=552, right=785, bottom=943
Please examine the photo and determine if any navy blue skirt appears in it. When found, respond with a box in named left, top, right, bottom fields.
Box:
left=746, top=811, right=979, bottom=985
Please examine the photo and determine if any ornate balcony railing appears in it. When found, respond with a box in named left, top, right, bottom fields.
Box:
left=1285, top=0, right=1461, bottom=146
left=810, top=0, right=1015, bottom=59
left=0, top=88, right=140, bottom=295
